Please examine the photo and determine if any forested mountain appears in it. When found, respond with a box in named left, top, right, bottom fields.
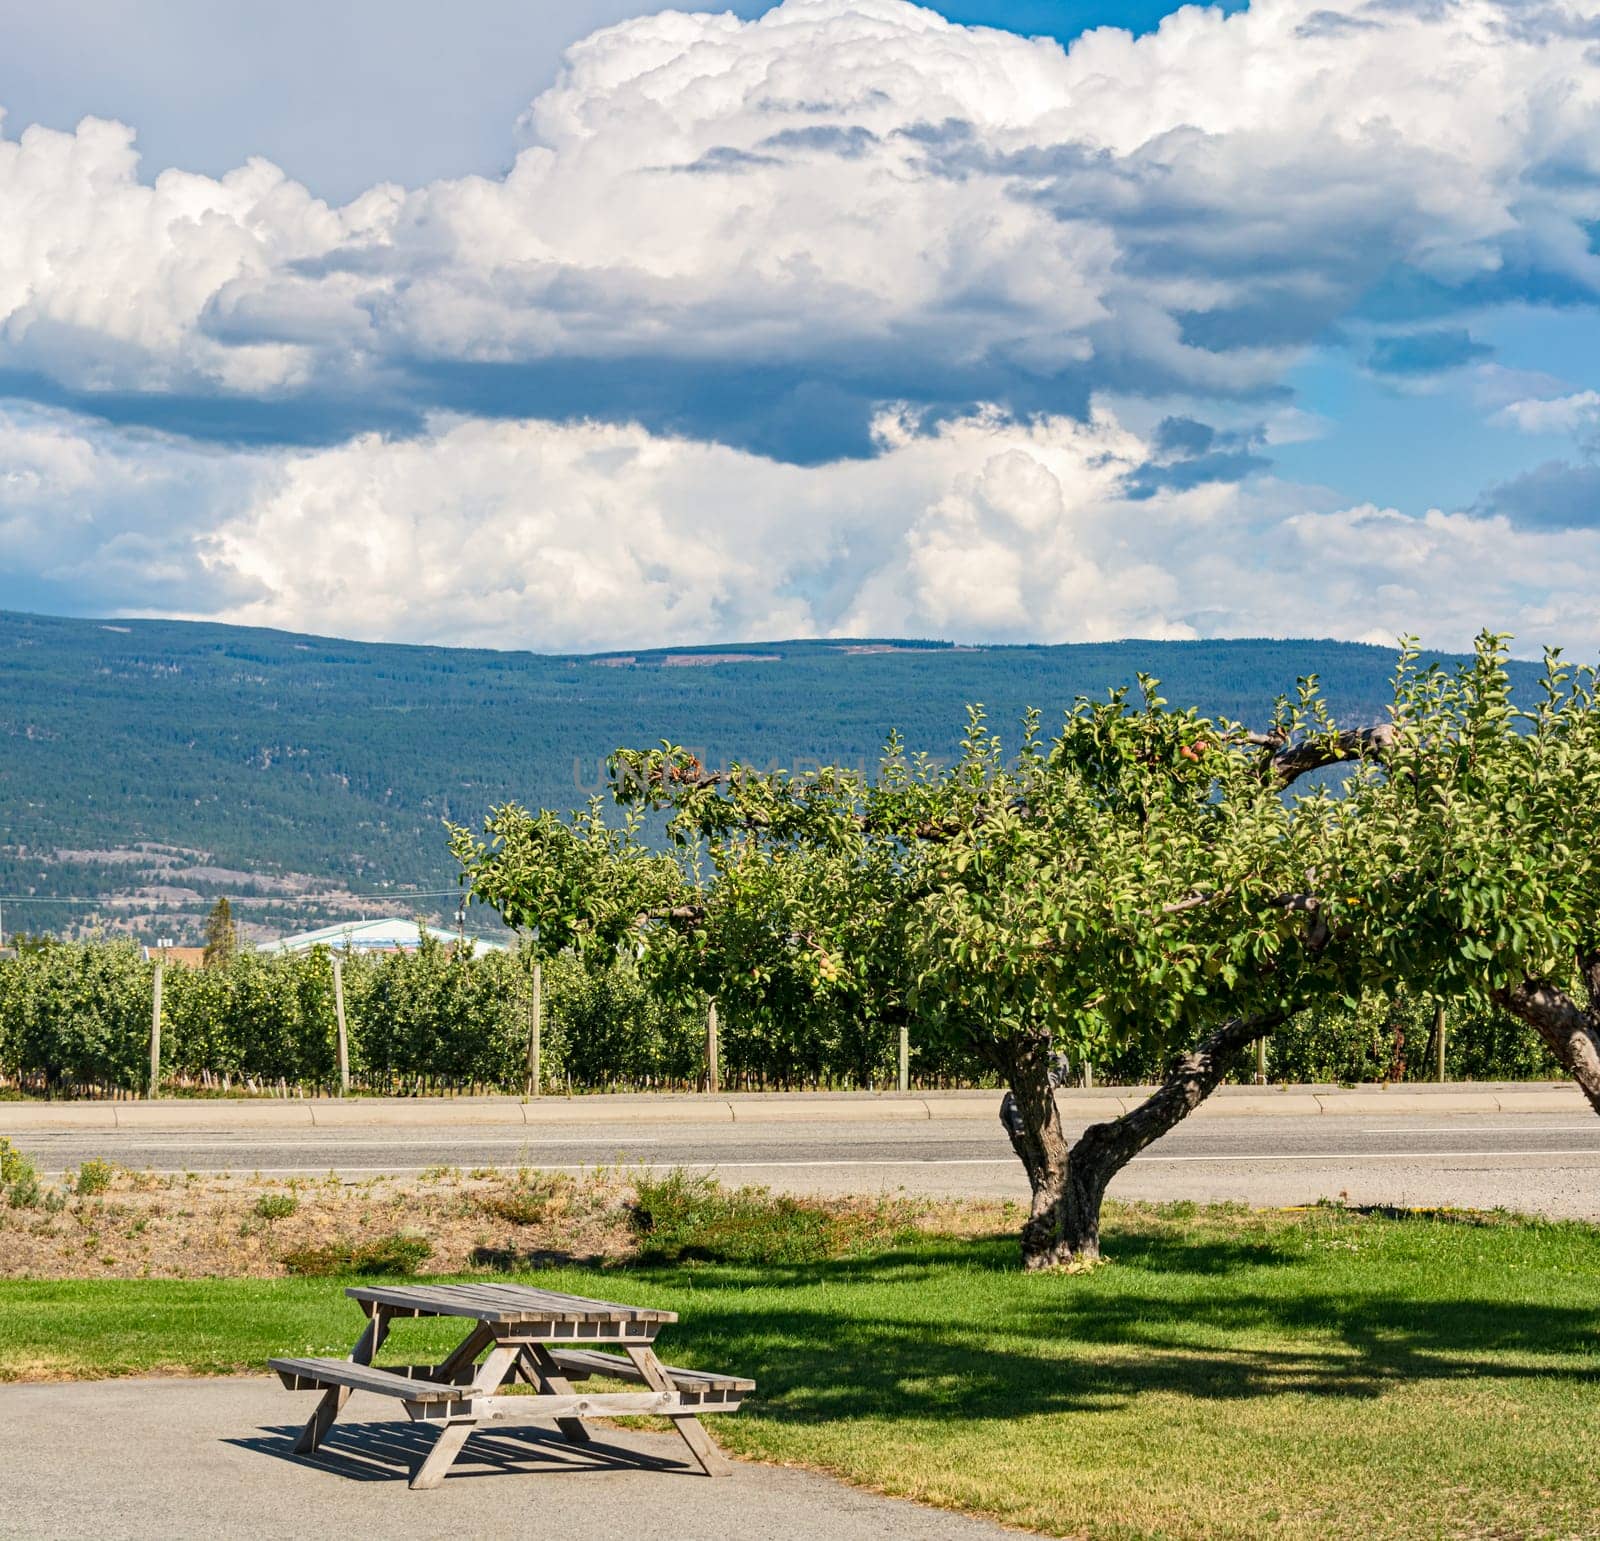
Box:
left=0, top=610, right=1537, bottom=943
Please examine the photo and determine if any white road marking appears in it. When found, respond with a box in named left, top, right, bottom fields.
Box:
left=16, top=1135, right=651, bottom=1151
left=30, top=1126, right=1600, bottom=1154
left=1358, top=1124, right=1600, bottom=1135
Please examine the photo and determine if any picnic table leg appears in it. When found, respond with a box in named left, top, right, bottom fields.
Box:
left=409, top=1341, right=520, bottom=1491
left=431, top=1322, right=494, bottom=1382
left=408, top=1422, right=475, bottom=1492
left=294, top=1306, right=389, bottom=1454
left=521, top=1343, right=592, bottom=1446
left=626, top=1346, right=732, bottom=1477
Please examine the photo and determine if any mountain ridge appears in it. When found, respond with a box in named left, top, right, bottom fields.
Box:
left=0, top=609, right=1515, bottom=944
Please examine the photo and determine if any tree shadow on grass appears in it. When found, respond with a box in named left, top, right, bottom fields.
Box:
left=601, top=1228, right=1600, bottom=1430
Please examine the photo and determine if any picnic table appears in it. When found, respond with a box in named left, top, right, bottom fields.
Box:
left=269, top=1283, right=753, bottom=1490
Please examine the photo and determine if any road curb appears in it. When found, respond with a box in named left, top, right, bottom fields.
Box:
left=0, top=1083, right=1586, bottom=1134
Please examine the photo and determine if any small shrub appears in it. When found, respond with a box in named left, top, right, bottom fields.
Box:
left=0, top=1138, right=33, bottom=1185
left=281, top=1231, right=432, bottom=1277
left=629, top=1169, right=915, bottom=1265
left=1, top=1139, right=42, bottom=1210
left=75, top=1160, right=114, bottom=1197
left=253, top=1192, right=298, bottom=1221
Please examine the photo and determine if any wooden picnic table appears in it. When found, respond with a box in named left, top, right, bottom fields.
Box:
left=269, top=1283, right=752, bottom=1489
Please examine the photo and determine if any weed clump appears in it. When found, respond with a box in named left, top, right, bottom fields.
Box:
left=475, top=1170, right=573, bottom=1227
left=281, top=1231, right=432, bottom=1277
left=74, top=1159, right=115, bottom=1197
left=253, top=1192, right=298, bottom=1221
left=628, top=1170, right=916, bottom=1265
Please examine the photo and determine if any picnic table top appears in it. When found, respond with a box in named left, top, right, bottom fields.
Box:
left=345, top=1282, right=679, bottom=1326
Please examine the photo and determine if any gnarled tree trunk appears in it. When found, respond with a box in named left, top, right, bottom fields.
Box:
left=995, top=1012, right=1286, bottom=1269
left=1495, top=959, right=1600, bottom=1114
left=991, top=1033, right=1073, bottom=1269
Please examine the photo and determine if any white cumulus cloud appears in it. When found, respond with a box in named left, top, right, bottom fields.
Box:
left=1, top=0, right=1597, bottom=425
left=6, top=398, right=1597, bottom=656
left=1495, top=389, right=1600, bottom=436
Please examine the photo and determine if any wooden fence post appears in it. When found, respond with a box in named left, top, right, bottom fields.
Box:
left=897, top=1023, right=909, bottom=1094
left=149, top=961, right=164, bottom=1099
left=525, top=961, right=542, bottom=1097
left=1082, top=1058, right=1093, bottom=1091
left=706, top=999, right=719, bottom=1094
left=331, top=954, right=350, bottom=1096
left=1255, top=1035, right=1268, bottom=1085
left=1435, top=1000, right=1446, bottom=1083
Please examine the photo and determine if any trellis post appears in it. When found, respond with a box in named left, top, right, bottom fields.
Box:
left=149, top=960, right=163, bottom=1099
left=331, top=954, right=350, bottom=1096
left=525, top=961, right=542, bottom=1097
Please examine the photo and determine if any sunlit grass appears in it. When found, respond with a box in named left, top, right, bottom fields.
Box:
left=4, top=1202, right=1598, bottom=1538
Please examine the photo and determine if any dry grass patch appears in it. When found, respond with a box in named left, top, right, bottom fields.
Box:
left=0, top=1160, right=1009, bottom=1280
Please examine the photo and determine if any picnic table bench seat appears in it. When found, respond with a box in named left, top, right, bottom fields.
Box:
left=548, top=1348, right=755, bottom=1395
left=269, top=1282, right=752, bottom=1489
left=271, top=1348, right=753, bottom=1402
left=270, top=1357, right=475, bottom=1401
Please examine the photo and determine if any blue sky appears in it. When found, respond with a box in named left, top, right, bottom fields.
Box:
left=0, top=0, right=1596, bottom=653
left=0, top=2, right=1237, bottom=202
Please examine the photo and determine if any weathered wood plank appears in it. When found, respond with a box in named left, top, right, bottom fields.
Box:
left=523, top=1343, right=592, bottom=1446
left=362, top=1364, right=479, bottom=1386
left=549, top=1348, right=755, bottom=1393
left=271, top=1357, right=470, bottom=1404
left=408, top=1422, right=474, bottom=1490
left=629, top=1346, right=734, bottom=1477
left=344, top=1282, right=676, bottom=1325
left=406, top=1390, right=689, bottom=1423
left=434, top=1321, right=495, bottom=1378
left=291, top=1306, right=388, bottom=1454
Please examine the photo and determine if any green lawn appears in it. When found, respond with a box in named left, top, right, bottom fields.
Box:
left=5, top=1204, right=1599, bottom=1539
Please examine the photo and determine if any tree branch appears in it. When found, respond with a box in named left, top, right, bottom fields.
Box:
left=1070, top=1010, right=1290, bottom=1177
left=1251, top=723, right=1397, bottom=787
left=634, top=904, right=705, bottom=927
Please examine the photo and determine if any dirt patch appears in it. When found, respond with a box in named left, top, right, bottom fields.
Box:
left=0, top=1164, right=1015, bottom=1281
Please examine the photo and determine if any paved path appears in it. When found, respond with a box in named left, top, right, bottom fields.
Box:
left=11, top=1104, right=1600, bottom=1218
left=0, top=1377, right=1013, bottom=1540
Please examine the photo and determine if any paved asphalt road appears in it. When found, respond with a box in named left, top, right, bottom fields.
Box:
left=14, top=1108, right=1600, bottom=1216
left=0, top=1378, right=1012, bottom=1540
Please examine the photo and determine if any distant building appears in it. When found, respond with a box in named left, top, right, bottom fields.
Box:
left=255, top=916, right=509, bottom=955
